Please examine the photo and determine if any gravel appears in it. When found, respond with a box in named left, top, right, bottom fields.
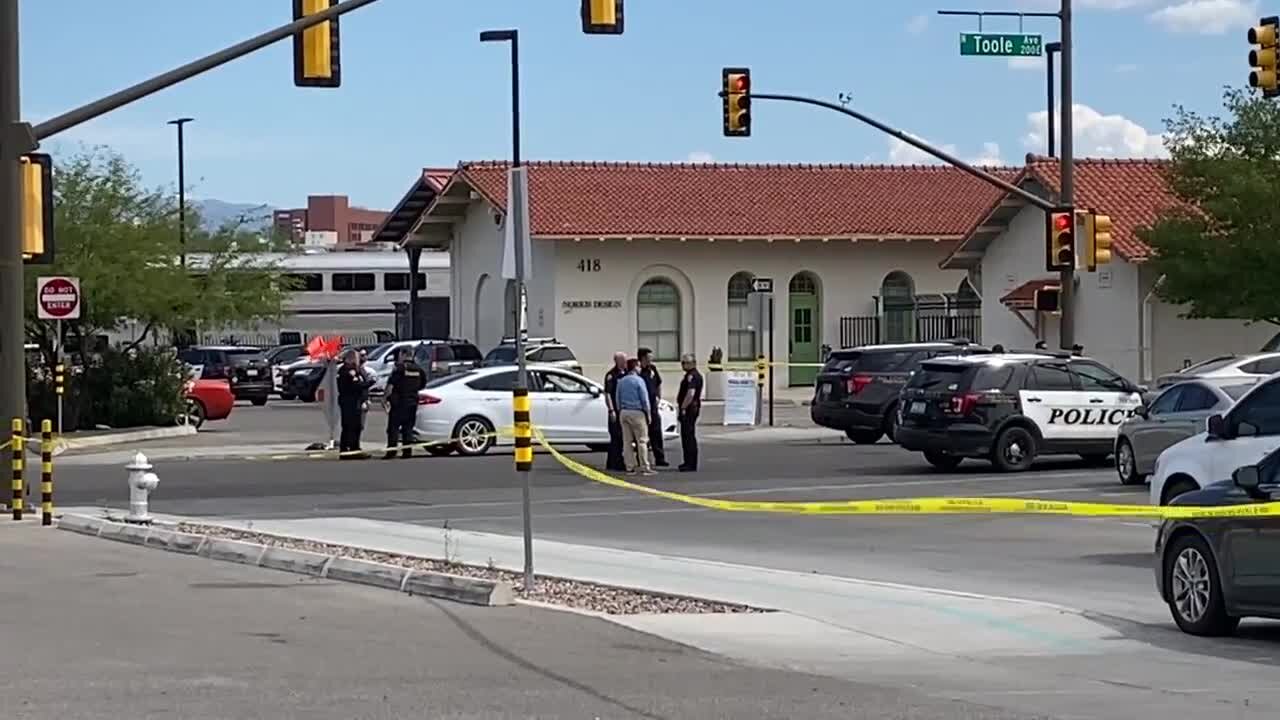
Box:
left=174, top=521, right=765, bottom=616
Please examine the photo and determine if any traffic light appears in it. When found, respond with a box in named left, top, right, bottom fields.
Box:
left=1033, top=285, right=1061, bottom=313
left=581, top=0, right=624, bottom=34
left=722, top=67, right=750, bottom=137
left=1251, top=17, right=1280, bottom=97
left=293, top=0, right=341, bottom=88
left=20, top=153, right=54, bottom=266
left=1084, top=211, right=1114, bottom=271
left=1045, top=207, right=1075, bottom=272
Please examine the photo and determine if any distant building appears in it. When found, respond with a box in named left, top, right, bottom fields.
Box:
left=272, top=195, right=388, bottom=248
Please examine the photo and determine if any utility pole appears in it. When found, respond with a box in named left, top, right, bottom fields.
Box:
left=168, top=117, right=194, bottom=268
left=0, top=0, right=382, bottom=442
left=1057, top=0, right=1075, bottom=352
left=1045, top=41, right=1060, bottom=158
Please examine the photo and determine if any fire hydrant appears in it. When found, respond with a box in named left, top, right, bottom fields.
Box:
left=125, top=451, right=159, bottom=524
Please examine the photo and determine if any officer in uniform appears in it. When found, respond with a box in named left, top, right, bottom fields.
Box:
left=337, top=350, right=374, bottom=459
left=637, top=347, right=668, bottom=467
left=383, top=348, right=426, bottom=459
left=676, top=353, right=704, bottom=472
left=603, top=351, right=627, bottom=472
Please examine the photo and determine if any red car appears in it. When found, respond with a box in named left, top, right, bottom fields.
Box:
left=184, top=379, right=234, bottom=429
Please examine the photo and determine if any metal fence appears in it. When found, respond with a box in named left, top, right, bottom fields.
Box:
left=838, top=312, right=981, bottom=349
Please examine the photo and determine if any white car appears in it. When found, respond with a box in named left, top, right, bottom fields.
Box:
left=1150, top=373, right=1280, bottom=505
left=363, top=340, right=422, bottom=394
left=1153, top=352, right=1280, bottom=389
left=414, top=364, right=679, bottom=456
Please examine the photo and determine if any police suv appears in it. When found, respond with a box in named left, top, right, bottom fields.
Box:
left=895, top=351, right=1145, bottom=472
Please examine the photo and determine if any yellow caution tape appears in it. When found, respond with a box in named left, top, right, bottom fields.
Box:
left=532, top=428, right=1279, bottom=520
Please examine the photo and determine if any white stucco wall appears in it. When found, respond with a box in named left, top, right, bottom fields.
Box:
left=978, top=207, right=1056, bottom=350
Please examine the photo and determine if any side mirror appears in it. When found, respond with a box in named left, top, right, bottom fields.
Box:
left=1207, top=413, right=1227, bottom=439
left=1234, top=464, right=1261, bottom=491
left=589, top=386, right=602, bottom=398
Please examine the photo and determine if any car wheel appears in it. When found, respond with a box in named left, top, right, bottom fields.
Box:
left=182, top=399, right=206, bottom=430
left=453, top=416, right=496, bottom=456
left=1161, top=477, right=1199, bottom=506
left=1164, top=533, right=1239, bottom=636
left=251, top=397, right=268, bottom=407
left=300, top=389, right=317, bottom=403
left=587, top=443, right=612, bottom=452
left=1115, top=439, right=1144, bottom=485
left=924, top=451, right=963, bottom=471
left=991, top=426, right=1036, bottom=472
left=845, top=428, right=883, bottom=444
left=883, top=405, right=900, bottom=443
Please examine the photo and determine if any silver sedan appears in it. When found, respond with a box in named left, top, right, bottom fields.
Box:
left=1113, top=380, right=1252, bottom=485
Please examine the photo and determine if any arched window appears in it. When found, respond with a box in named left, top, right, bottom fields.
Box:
left=881, top=271, right=916, bottom=343
left=637, top=278, right=681, bottom=361
left=727, top=272, right=755, bottom=361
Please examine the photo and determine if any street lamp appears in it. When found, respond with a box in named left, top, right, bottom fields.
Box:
left=1045, top=42, right=1061, bottom=158
left=479, top=28, right=534, bottom=591
left=168, top=117, right=194, bottom=267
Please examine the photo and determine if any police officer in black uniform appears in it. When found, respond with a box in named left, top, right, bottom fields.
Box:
left=637, top=347, right=668, bottom=467
left=383, top=348, right=426, bottom=459
left=602, top=351, right=627, bottom=471
left=676, top=353, right=703, bottom=472
left=337, top=350, right=374, bottom=459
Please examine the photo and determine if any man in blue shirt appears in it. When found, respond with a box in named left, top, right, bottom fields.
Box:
left=616, top=358, right=654, bottom=475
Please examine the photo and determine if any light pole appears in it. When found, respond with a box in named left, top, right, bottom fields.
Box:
left=479, top=28, right=534, bottom=590
left=1045, top=42, right=1060, bottom=158
left=168, top=117, right=194, bottom=267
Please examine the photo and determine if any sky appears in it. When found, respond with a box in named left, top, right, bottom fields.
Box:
left=18, top=0, right=1255, bottom=210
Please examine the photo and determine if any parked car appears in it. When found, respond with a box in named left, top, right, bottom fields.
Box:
left=178, top=345, right=272, bottom=405
left=483, top=337, right=584, bottom=376
left=1153, top=353, right=1280, bottom=389
left=412, top=339, right=484, bottom=380
left=1114, top=380, right=1253, bottom=486
left=258, top=344, right=305, bottom=396
left=365, top=340, right=437, bottom=395
left=183, top=378, right=235, bottom=429
left=811, top=340, right=991, bottom=445
left=1154, top=449, right=1280, bottom=636
left=281, top=343, right=385, bottom=402
left=413, top=364, right=678, bottom=456
left=1150, top=373, right=1280, bottom=505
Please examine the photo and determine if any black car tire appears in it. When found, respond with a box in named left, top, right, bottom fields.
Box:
left=250, top=397, right=268, bottom=407
left=991, top=426, right=1036, bottom=472
left=1115, top=439, right=1144, bottom=486
left=280, top=392, right=297, bottom=401
left=300, top=389, right=317, bottom=403
left=1163, top=533, right=1239, bottom=637
left=183, top=398, right=206, bottom=430
left=845, top=428, right=883, bottom=444
left=924, top=451, right=963, bottom=471
left=883, top=405, right=900, bottom=443
left=452, top=416, right=497, bottom=456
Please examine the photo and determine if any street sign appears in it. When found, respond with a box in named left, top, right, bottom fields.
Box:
left=750, top=277, right=774, bottom=293
left=36, top=276, right=81, bottom=320
left=959, top=33, right=1043, bottom=57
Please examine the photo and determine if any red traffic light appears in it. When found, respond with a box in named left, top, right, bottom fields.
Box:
left=732, top=74, right=749, bottom=92
left=1053, top=213, right=1071, bottom=231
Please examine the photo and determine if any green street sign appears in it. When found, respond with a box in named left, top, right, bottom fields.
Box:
left=959, top=33, right=1043, bottom=57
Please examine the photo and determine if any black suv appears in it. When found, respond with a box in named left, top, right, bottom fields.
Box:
left=895, top=352, right=1144, bottom=472
left=811, top=341, right=990, bottom=444
left=178, top=345, right=273, bottom=405
left=412, top=339, right=484, bottom=379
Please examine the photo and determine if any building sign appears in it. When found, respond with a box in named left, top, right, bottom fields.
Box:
left=561, top=299, right=622, bottom=310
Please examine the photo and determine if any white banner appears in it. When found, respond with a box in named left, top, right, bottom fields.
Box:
left=723, top=372, right=758, bottom=426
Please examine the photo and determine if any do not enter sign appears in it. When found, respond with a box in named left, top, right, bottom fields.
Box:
left=37, top=276, right=81, bottom=320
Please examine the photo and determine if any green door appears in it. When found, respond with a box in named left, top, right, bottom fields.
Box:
left=788, top=294, right=820, bottom=386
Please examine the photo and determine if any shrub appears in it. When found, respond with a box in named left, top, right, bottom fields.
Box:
left=28, top=346, right=186, bottom=430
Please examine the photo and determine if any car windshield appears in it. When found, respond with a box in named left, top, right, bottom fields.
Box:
left=485, top=347, right=518, bottom=364
left=821, top=352, right=860, bottom=373
left=225, top=349, right=262, bottom=365
left=1223, top=383, right=1254, bottom=400
left=364, top=343, right=395, bottom=362
left=1179, top=355, right=1238, bottom=374
left=425, top=371, right=477, bottom=388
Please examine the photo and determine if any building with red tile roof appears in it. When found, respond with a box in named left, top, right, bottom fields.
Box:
left=397, top=160, right=1011, bottom=385
left=943, top=154, right=1271, bottom=381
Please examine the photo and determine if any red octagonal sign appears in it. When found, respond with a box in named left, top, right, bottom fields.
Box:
left=37, top=276, right=81, bottom=321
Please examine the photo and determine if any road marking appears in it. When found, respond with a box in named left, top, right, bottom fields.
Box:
left=414, top=506, right=708, bottom=523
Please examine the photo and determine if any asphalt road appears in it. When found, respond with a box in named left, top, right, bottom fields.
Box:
left=0, top=522, right=1031, bottom=720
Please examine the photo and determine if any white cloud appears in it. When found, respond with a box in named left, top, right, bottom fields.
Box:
left=1023, top=103, right=1167, bottom=157
left=887, top=136, right=1004, bottom=166
left=685, top=150, right=714, bottom=163
left=1008, top=56, right=1046, bottom=71
left=906, top=14, right=929, bottom=35
left=1148, top=0, right=1257, bottom=35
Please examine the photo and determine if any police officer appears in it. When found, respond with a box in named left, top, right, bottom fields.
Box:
left=603, top=351, right=628, bottom=472
left=383, top=348, right=426, bottom=459
left=637, top=347, right=668, bottom=467
left=337, top=350, right=374, bottom=459
left=676, top=353, right=703, bottom=472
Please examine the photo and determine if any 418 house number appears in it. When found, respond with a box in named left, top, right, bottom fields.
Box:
left=577, top=259, right=601, bottom=272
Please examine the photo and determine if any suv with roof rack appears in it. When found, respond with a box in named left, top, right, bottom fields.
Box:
left=896, top=352, right=1144, bottom=472
left=811, top=340, right=990, bottom=444
left=483, top=336, right=583, bottom=375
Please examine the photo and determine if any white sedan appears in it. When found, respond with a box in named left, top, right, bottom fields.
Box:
left=414, top=364, right=679, bottom=456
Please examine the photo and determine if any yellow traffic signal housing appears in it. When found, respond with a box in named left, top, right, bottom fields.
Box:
left=722, top=67, right=751, bottom=137
left=20, top=153, right=54, bottom=266
left=293, top=0, right=341, bottom=88
left=581, top=0, right=624, bottom=34
left=1045, top=207, right=1075, bottom=272
left=1250, top=16, right=1279, bottom=97
left=1084, top=211, right=1114, bottom=271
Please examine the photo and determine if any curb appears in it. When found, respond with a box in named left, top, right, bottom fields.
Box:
left=52, top=424, right=198, bottom=456
left=58, top=514, right=514, bottom=608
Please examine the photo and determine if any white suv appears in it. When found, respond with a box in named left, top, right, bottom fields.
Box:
left=1150, top=374, right=1280, bottom=504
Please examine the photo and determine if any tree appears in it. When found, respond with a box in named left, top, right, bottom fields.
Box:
left=1140, top=87, right=1280, bottom=325
left=23, top=146, right=293, bottom=361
